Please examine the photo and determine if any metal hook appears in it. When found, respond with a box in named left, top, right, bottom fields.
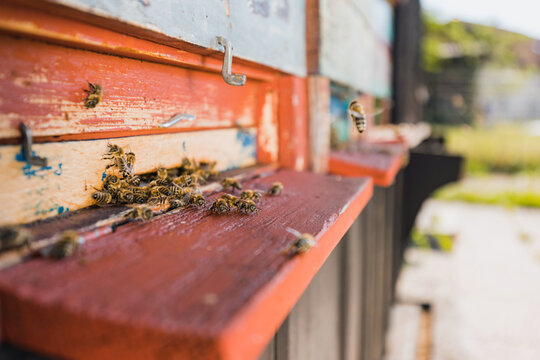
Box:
left=216, top=36, right=247, bottom=86
left=19, top=123, right=47, bottom=167
left=159, top=113, right=197, bottom=128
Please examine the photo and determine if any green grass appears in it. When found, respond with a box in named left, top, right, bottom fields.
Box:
left=433, top=185, right=540, bottom=208
left=443, top=124, right=540, bottom=175
left=410, top=227, right=454, bottom=252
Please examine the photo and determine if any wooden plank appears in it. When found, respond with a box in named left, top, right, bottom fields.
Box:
left=361, top=201, right=376, bottom=360
left=306, top=0, right=321, bottom=74
left=0, top=128, right=257, bottom=226
left=17, top=0, right=307, bottom=76
left=329, top=141, right=405, bottom=187
left=277, top=241, right=343, bottom=360
left=307, top=76, right=330, bottom=173
left=257, top=84, right=279, bottom=164
left=0, top=34, right=266, bottom=140
left=0, top=169, right=373, bottom=360
left=277, top=76, right=308, bottom=171
left=341, top=218, right=364, bottom=360
left=0, top=1, right=276, bottom=82
left=373, top=186, right=387, bottom=359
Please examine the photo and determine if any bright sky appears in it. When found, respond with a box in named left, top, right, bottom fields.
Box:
left=421, top=0, right=540, bottom=40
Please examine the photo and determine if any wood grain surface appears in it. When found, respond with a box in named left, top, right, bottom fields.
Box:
left=0, top=35, right=265, bottom=140
left=0, top=169, right=372, bottom=360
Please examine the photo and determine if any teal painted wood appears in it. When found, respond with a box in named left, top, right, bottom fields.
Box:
left=47, top=0, right=306, bottom=76
left=318, top=0, right=392, bottom=97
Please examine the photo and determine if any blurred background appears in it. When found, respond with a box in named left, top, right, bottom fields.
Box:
left=386, top=1, right=540, bottom=359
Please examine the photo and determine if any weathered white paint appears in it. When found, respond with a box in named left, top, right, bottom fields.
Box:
left=0, top=128, right=257, bottom=226
left=49, top=0, right=306, bottom=76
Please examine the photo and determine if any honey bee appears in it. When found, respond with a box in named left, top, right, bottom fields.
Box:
left=268, top=182, right=283, bottom=196
left=127, top=176, right=141, bottom=186
left=173, top=174, right=195, bottom=187
left=221, top=178, right=242, bottom=192
left=154, top=167, right=170, bottom=185
left=168, top=198, right=187, bottom=209
left=210, top=198, right=231, bottom=214
left=237, top=199, right=258, bottom=215
left=116, top=189, right=135, bottom=204
left=190, top=194, right=206, bottom=207
left=48, top=231, right=79, bottom=259
left=84, top=81, right=102, bottom=109
left=150, top=186, right=171, bottom=197
left=0, top=226, right=31, bottom=251
left=133, top=193, right=148, bottom=204
left=125, top=152, right=136, bottom=174
left=282, top=228, right=316, bottom=256
left=347, top=100, right=385, bottom=134
left=92, top=191, right=112, bottom=205
left=147, top=196, right=166, bottom=205
left=199, top=160, right=216, bottom=170
left=102, top=174, right=120, bottom=190
left=221, top=193, right=240, bottom=207
left=240, top=190, right=262, bottom=202
left=125, top=205, right=153, bottom=221
left=103, top=144, right=124, bottom=159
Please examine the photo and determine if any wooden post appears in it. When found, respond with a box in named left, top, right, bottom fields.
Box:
left=278, top=76, right=308, bottom=171
left=307, top=76, right=330, bottom=173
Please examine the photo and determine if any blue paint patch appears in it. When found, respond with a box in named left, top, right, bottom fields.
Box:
left=57, top=206, right=69, bottom=214
left=102, top=172, right=107, bottom=181
left=236, top=131, right=255, bottom=149
left=15, top=147, right=62, bottom=179
left=182, top=141, right=187, bottom=152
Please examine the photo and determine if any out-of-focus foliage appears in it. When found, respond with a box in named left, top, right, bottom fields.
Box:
left=410, top=228, right=454, bottom=252
left=433, top=184, right=540, bottom=208
left=422, top=14, right=534, bottom=73
left=444, top=124, right=540, bottom=174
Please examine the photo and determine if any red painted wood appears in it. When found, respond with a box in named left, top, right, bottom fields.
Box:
left=0, top=1, right=276, bottom=82
left=277, top=76, right=308, bottom=171
left=0, top=35, right=267, bottom=140
left=0, top=169, right=372, bottom=360
left=329, top=141, right=406, bottom=187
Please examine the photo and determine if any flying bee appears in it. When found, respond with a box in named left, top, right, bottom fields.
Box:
left=190, top=195, right=206, bottom=207
left=92, top=191, right=112, bottom=205
left=268, top=182, right=283, bottom=196
left=210, top=198, right=231, bottom=214
left=347, top=100, right=386, bottom=134
left=237, top=199, right=258, bottom=215
left=84, top=81, right=102, bottom=109
left=48, top=231, right=80, bottom=259
left=241, top=190, right=262, bottom=202
left=125, top=205, right=153, bottom=221
left=282, top=228, right=316, bottom=256
left=0, top=226, right=32, bottom=251
left=221, top=178, right=242, bottom=192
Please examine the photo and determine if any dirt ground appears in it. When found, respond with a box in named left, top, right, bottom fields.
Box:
left=388, top=200, right=540, bottom=360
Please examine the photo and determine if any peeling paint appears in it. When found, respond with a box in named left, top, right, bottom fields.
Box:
left=259, top=92, right=278, bottom=162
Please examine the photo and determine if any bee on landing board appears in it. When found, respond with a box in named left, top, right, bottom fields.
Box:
left=48, top=231, right=80, bottom=259
left=210, top=198, right=231, bottom=214
left=221, top=178, right=242, bottom=192
left=240, top=190, right=262, bottom=202
left=0, top=226, right=32, bottom=251
left=237, top=199, right=258, bottom=215
left=267, top=182, right=283, bottom=196
left=125, top=206, right=153, bottom=221
left=282, top=227, right=316, bottom=256
left=92, top=191, right=112, bottom=205
left=84, top=82, right=102, bottom=109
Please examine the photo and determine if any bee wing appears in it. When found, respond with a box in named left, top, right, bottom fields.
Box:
left=365, top=108, right=385, bottom=117
left=286, top=227, right=303, bottom=238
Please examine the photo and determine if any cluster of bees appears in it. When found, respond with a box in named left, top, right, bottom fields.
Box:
left=91, top=144, right=284, bottom=221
